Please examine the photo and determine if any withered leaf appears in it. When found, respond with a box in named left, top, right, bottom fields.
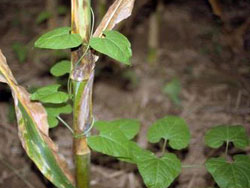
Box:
left=93, top=0, right=135, bottom=37
left=0, top=50, right=75, bottom=188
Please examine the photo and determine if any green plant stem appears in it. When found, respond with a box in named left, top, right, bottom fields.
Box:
left=71, top=0, right=93, bottom=188
left=147, top=1, right=162, bottom=64
left=161, top=139, right=167, bottom=156
left=72, top=79, right=93, bottom=188
left=225, top=140, right=229, bottom=158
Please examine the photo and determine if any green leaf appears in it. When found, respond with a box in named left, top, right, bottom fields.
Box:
left=88, top=127, right=132, bottom=160
left=163, top=78, right=181, bottom=105
left=47, top=115, right=59, bottom=128
left=12, top=42, right=28, bottom=63
left=128, top=143, right=181, bottom=188
left=45, top=103, right=72, bottom=116
left=147, top=116, right=190, bottom=150
left=128, top=141, right=155, bottom=163
left=205, top=125, right=249, bottom=149
left=94, top=119, right=140, bottom=140
left=34, top=27, right=82, bottom=49
left=122, top=70, right=139, bottom=89
left=36, top=11, right=52, bottom=24
left=50, top=60, right=71, bottom=77
left=89, top=30, right=132, bottom=65
left=88, top=121, right=181, bottom=188
left=57, top=5, right=68, bottom=15
left=45, top=103, right=72, bottom=128
left=206, top=155, right=250, bottom=188
left=137, top=153, right=181, bottom=188
left=31, top=84, right=69, bottom=104
left=89, top=122, right=143, bottom=163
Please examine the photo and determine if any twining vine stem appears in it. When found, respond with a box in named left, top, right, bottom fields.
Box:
left=57, top=116, right=95, bottom=138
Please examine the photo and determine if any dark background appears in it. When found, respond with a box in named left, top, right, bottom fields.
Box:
left=0, top=0, right=250, bottom=187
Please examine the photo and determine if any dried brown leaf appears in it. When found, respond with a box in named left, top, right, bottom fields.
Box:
left=0, top=50, right=75, bottom=188
left=93, top=0, right=135, bottom=37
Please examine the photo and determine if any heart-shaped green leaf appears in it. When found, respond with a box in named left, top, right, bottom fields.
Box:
left=89, top=122, right=145, bottom=163
left=34, top=27, right=82, bottom=49
left=88, top=121, right=181, bottom=188
left=128, top=142, right=181, bottom=188
left=31, top=84, right=69, bottom=104
left=163, top=78, right=181, bottom=106
left=50, top=60, right=71, bottom=77
left=45, top=103, right=72, bottom=128
left=36, top=11, right=52, bottom=24
left=12, top=42, right=28, bottom=63
left=137, top=152, right=181, bottom=188
left=57, top=5, right=68, bottom=15
left=94, top=119, right=140, bottom=140
left=205, top=125, right=249, bottom=149
left=147, top=116, right=190, bottom=150
left=88, top=127, right=132, bottom=160
left=90, top=30, right=132, bottom=65
left=206, top=155, right=250, bottom=188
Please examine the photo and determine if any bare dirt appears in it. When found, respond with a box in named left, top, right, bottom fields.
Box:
left=0, top=0, right=250, bottom=188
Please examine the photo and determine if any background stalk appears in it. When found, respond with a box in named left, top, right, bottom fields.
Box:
left=96, top=0, right=106, bottom=25
left=71, top=0, right=94, bottom=187
left=46, top=0, right=58, bottom=30
left=147, top=0, right=163, bottom=64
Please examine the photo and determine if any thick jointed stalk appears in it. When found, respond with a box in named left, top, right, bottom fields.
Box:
left=71, top=0, right=93, bottom=187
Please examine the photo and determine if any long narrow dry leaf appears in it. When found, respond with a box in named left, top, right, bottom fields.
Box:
left=208, top=0, right=223, bottom=18
left=93, top=0, right=135, bottom=37
left=0, top=50, right=75, bottom=188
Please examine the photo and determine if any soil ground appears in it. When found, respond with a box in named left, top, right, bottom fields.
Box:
left=0, top=0, right=250, bottom=188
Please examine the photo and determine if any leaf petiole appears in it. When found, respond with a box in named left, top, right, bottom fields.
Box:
left=57, top=116, right=74, bottom=134
left=225, top=140, right=229, bottom=158
left=57, top=116, right=95, bottom=138
left=161, top=139, right=167, bottom=156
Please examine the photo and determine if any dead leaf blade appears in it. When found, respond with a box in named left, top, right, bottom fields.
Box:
left=0, top=50, right=75, bottom=188
left=93, top=0, right=135, bottom=37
